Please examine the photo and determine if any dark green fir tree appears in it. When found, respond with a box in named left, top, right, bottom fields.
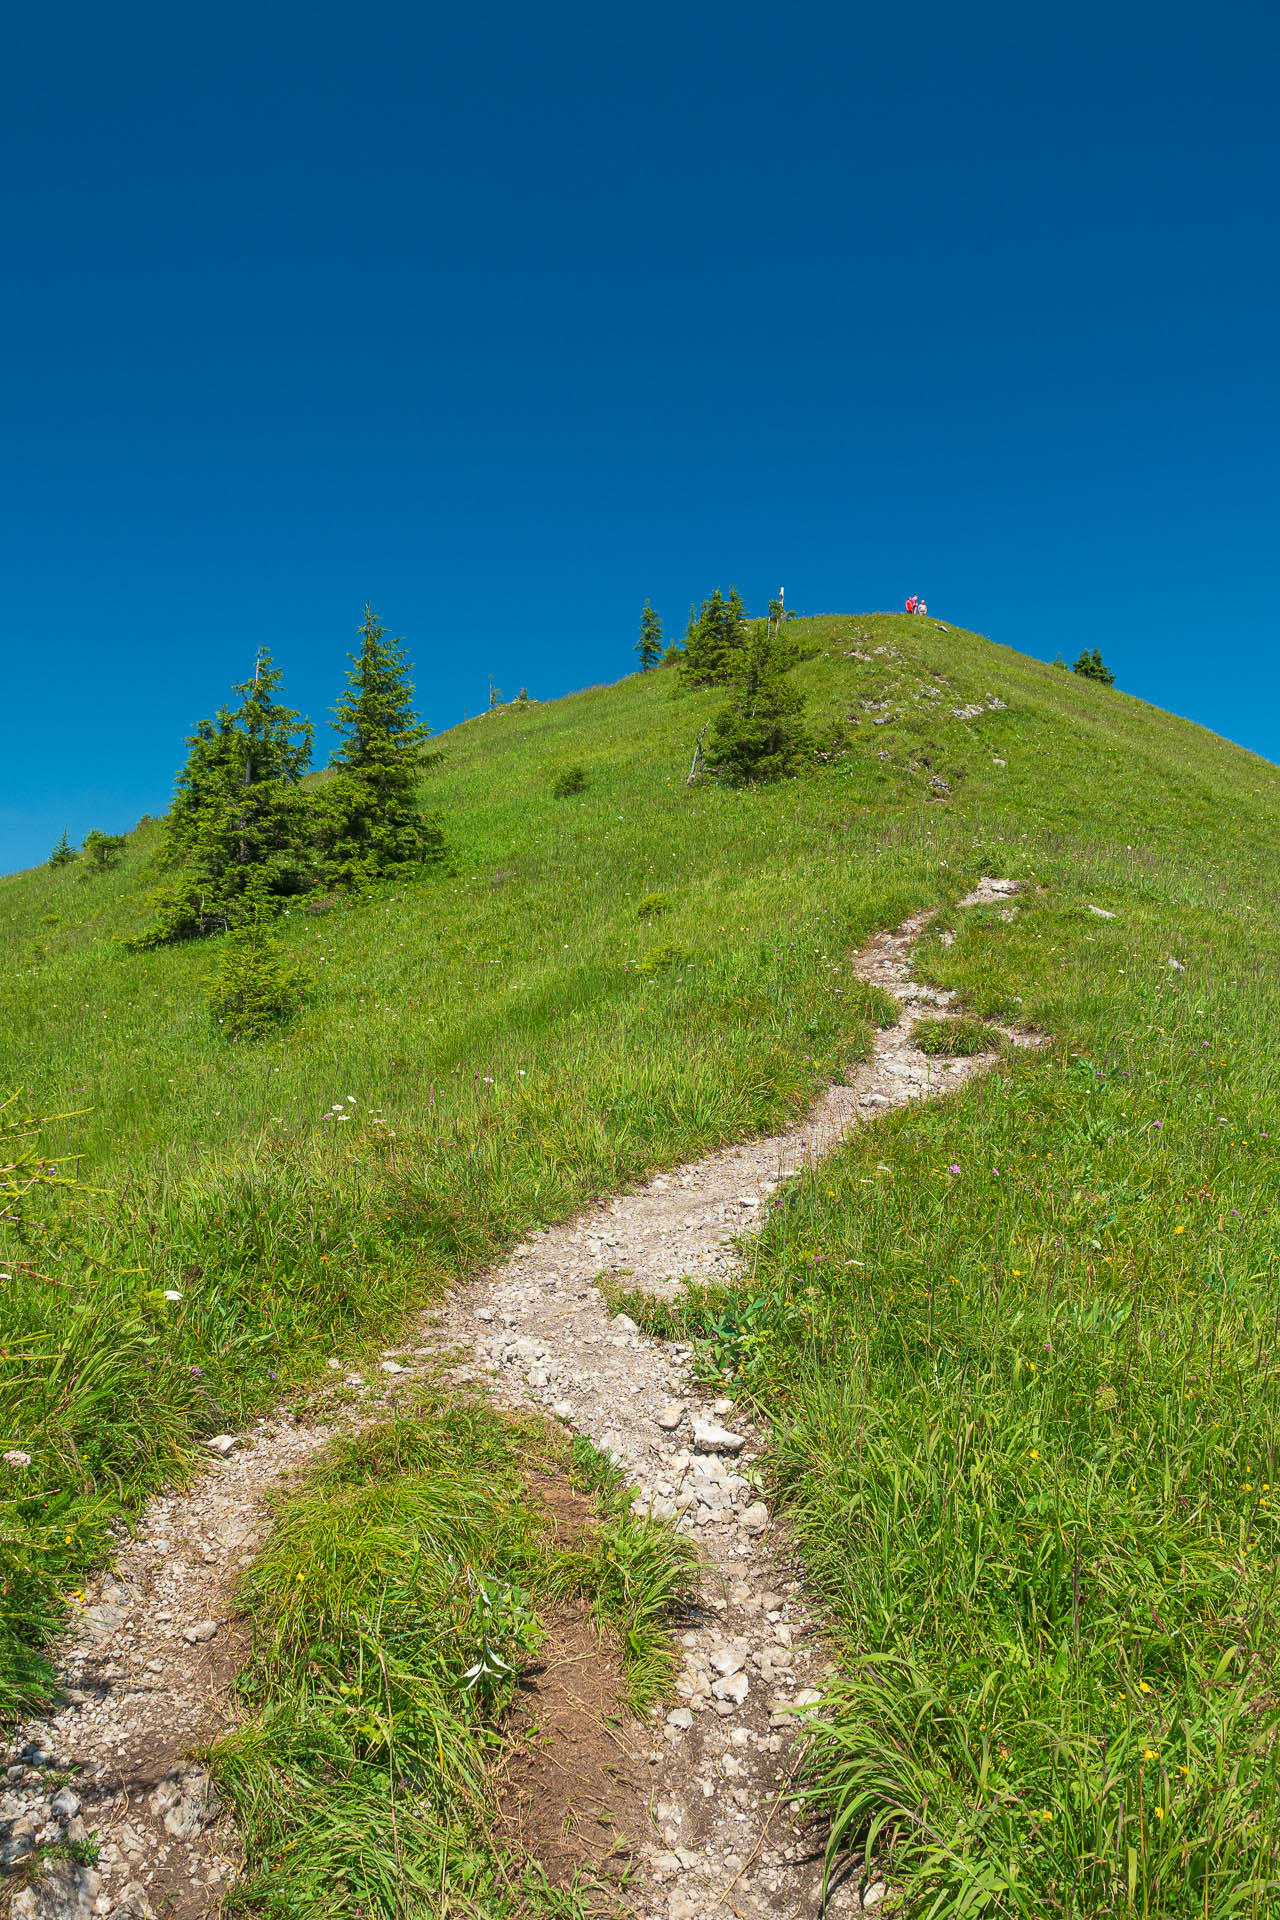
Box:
left=48, top=832, right=75, bottom=868
left=136, top=652, right=314, bottom=944
left=1072, top=648, right=1116, bottom=686
left=703, top=623, right=812, bottom=785
left=315, top=605, right=444, bottom=885
left=636, top=600, right=663, bottom=671
left=680, top=587, right=747, bottom=688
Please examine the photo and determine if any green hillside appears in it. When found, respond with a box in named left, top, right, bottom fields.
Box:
left=3, top=612, right=1279, bottom=1915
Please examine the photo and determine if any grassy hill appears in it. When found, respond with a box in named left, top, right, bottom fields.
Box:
left=3, top=611, right=1279, bottom=1915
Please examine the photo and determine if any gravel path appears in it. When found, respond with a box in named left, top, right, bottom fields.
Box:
left=1, top=883, right=1022, bottom=1919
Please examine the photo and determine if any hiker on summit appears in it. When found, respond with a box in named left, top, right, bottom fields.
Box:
left=905, top=595, right=918, bottom=614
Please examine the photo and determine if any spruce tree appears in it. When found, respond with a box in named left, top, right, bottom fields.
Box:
left=680, top=588, right=747, bottom=688
left=48, top=832, right=75, bottom=868
left=1072, top=648, right=1116, bottom=686
left=636, top=600, right=663, bottom=672
left=315, top=606, right=444, bottom=885
left=703, top=624, right=812, bottom=784
left=206, top=894, right=308, bottom=1039
left=81, top=829, right=126, bottom=873
left=137, top=652, right=314, bottom=944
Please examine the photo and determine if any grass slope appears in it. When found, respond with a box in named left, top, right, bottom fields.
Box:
left=3, top=612, right=1279, bottom=1915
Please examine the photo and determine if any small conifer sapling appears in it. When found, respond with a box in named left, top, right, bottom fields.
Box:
left=636, top=600, right=663, bottom=672
left=80, top=829, right=126, bottom=874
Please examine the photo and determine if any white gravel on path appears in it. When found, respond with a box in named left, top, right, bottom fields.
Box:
left=2, top=883, right=1024, bottom=1919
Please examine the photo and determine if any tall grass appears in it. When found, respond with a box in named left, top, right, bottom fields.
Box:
left=708, top=876, right=1280, bottom=1916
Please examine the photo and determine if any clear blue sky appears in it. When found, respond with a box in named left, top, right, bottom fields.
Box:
left=3, top=0, right=1277, bottom=872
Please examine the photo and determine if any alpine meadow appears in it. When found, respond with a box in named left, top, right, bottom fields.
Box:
left=2, top=605, right=1279, bottom=1920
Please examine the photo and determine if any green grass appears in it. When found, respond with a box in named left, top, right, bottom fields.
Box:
left=914, top=1013, right=995, bottom=1055
left=693, top=887, right=1280, bottom=1913
left=214, top=1395, right=694, bottom=1917
left=3, top=609, right=1280, bottom=1911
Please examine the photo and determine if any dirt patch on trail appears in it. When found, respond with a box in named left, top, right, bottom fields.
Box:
left=496, top=1604, right=649, bottom=1896
left=524, top=1470, right=598, bottom=1546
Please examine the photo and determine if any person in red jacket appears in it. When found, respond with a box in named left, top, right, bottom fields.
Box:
left=905, top=594, right=918, bottom=614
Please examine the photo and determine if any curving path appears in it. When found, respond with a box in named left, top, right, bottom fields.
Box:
left=0, top=882, right=1023, bottom=1920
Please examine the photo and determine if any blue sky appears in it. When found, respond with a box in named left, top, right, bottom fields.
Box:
left=2, top=0, right=1277, bottom=871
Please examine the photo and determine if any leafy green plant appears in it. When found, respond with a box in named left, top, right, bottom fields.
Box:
left=586, top=1513, right=697, bottom=1706
left=635, top=940, right=689, bottom=977
left=550, top=762, right=588, bottom=798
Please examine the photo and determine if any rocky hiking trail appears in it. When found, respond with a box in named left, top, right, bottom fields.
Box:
left=2, top=882, right=1029, bottom=1920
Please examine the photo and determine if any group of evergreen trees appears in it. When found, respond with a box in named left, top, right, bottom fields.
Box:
left=679, top=587, right=748, bottom=688
left=1071, top=648, right=1116, bottom=685
left=135, top=607, right=442, bottom=947
left=1053, top=647, right=1116, bottom=685
left=636, top=589, right=821, bottom=785
left=48, top=828, right=126, bottom=874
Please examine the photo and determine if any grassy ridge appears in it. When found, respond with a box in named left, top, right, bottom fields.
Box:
left=3, top=611, right=1278, bottom=1913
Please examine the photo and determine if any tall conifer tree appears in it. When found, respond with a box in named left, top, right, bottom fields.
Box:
left=636, top=600, right=663, bottom=671
left=316, top=606, right=444, bottom=884
left=703, top=623, right=812, bottom=784
left=680, top=587, right=747, bottom=688
left=137, top=653, right=314, bottom=943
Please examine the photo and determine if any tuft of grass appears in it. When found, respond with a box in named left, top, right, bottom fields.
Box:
left=584, top=1513, right=697, bottom=1708
left=913, top=1014, right=992, bottom=1055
